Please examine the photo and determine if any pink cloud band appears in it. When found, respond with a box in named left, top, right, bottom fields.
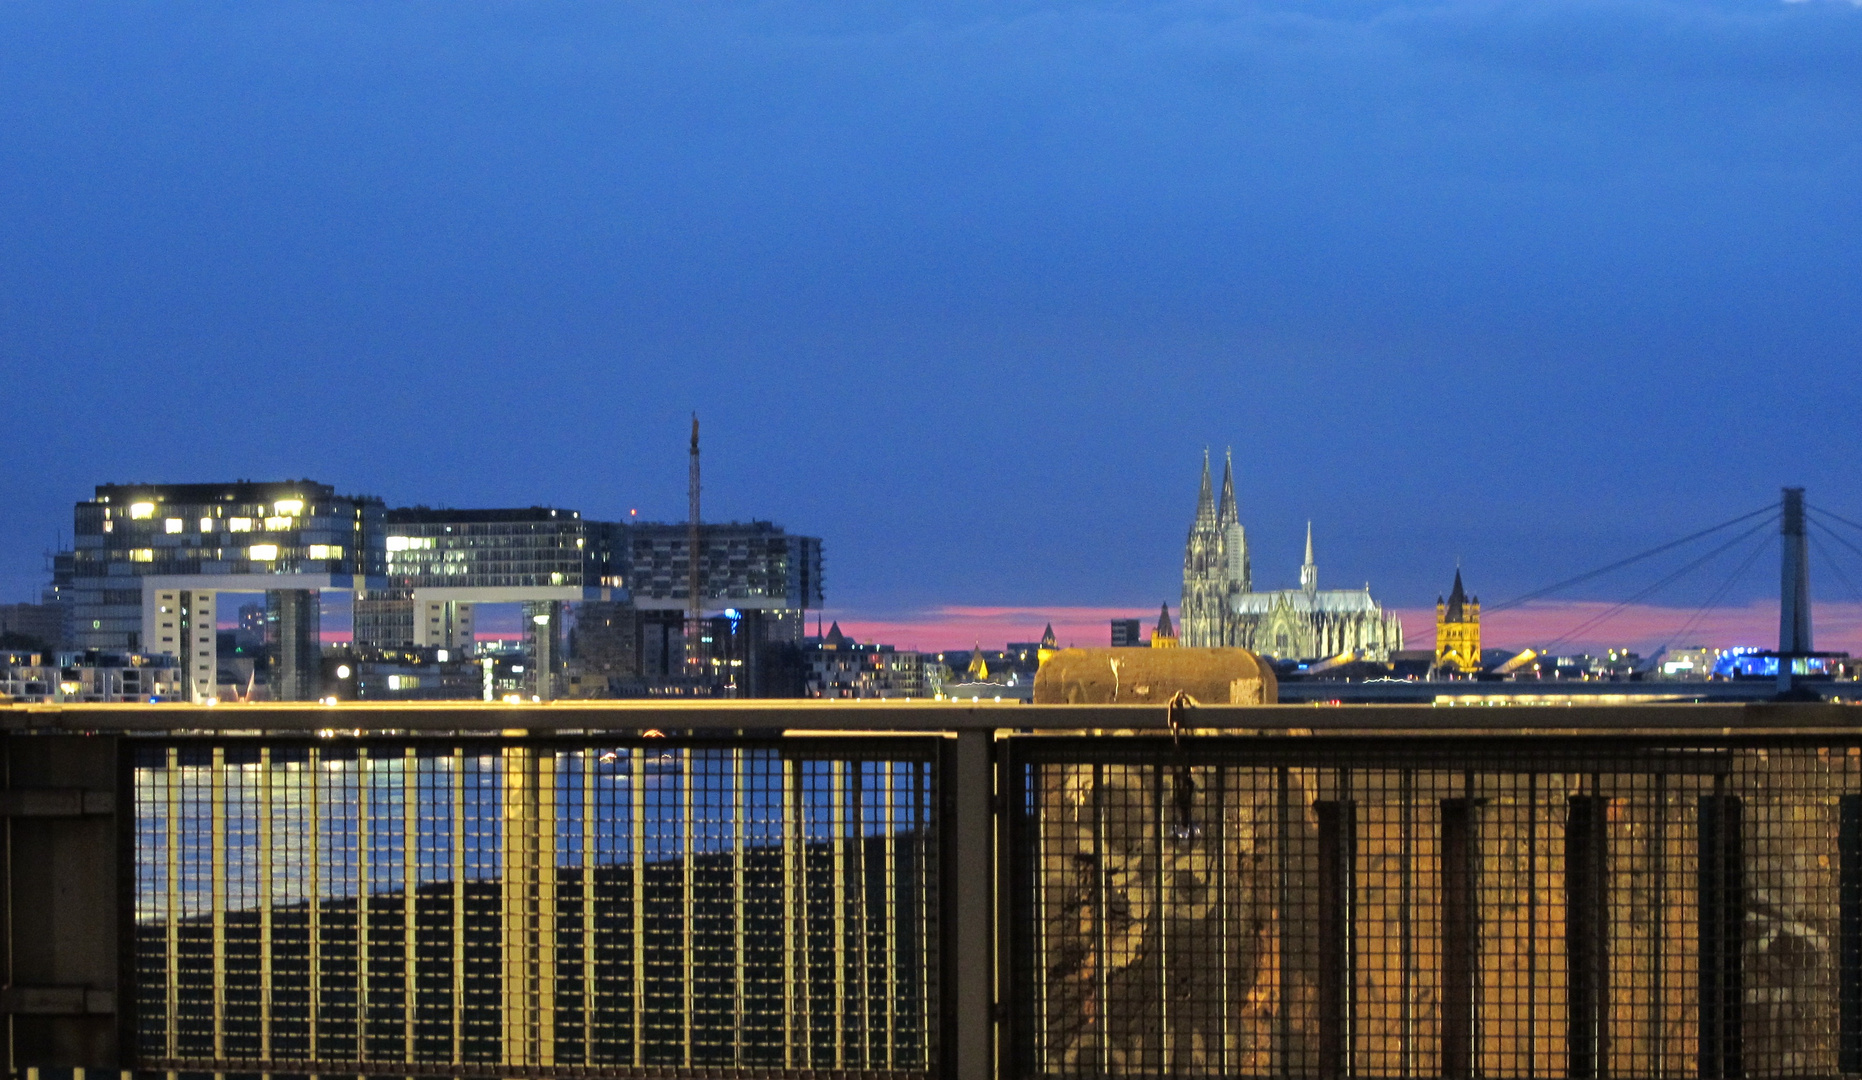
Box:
left=831, top=600, right=1862, bottom=657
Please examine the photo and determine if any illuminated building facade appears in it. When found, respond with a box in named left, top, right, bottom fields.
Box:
left=56, top=481, right=824, bottom=702
left=805, top=622, right=925, bottom=699
left=354, top=508, right=621, bottom=690
left=68, top=481, right=384, bottom=702
left=0, top=648, right=181, bottom=702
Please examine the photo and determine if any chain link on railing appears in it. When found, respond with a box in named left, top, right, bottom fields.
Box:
left=129, top=736, right=939, bottom=1078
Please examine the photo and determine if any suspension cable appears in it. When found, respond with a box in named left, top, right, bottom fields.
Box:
left=1487, top=503, right=1778, bottom=614
left=1809, top=522, right=1862, bottom=608
left=1809, top=511, right=1862, bottom=565
left=1652, top=526, right=1774, bottom=657
left=1808, top=502, right=1862, bottom=537
left=1538, top=516, right=1776, bottom=652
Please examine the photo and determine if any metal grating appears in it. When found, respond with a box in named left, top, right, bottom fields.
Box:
left=1006, top=736, right=1862, bottom=1080
left=129, top=737, right=939, bottom=1078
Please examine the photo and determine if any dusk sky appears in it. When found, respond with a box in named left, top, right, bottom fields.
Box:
left=3, top=0, right=1860, bottom=653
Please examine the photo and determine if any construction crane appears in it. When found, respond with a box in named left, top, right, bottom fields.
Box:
left=688, top=413, right=703, bottom=673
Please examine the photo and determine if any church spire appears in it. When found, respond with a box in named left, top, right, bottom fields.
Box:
left=1218, top=449, right=1238, bottom=528
left=1445, top=568, right=1469, bottom=622
left=1195, top=448, right=1216, bottom=526
left=1151, top=603, right=1178, bottom=648
left=1300, top=521, right=1317, bottom=593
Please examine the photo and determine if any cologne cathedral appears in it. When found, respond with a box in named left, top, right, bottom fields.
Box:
left=1180, top=451, right=1405, bottom=660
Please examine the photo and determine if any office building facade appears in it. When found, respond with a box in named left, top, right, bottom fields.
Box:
left=68, top=481, right=384, bottom=701
left=54, top=481, right=824, bottom=702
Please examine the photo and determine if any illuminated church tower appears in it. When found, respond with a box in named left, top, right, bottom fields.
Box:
left=1435, top=569, right=1481, bottom=674
left=1151, top=603, right=1178, bottom=648
left=1181, top=449, right=1249, bottom=646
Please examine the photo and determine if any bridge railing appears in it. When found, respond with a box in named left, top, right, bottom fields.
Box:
left=129, top=736, right=940, bottom=1079
left=5, top=701, right=1862, bottom=1080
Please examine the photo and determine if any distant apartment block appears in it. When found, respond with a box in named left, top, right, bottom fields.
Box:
left=0, top=648, right=180, bottom=702
left=806, top=623, right=924, bottom=699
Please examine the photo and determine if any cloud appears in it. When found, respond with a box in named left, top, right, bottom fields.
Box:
left=840, top=599, right=1862, bottom=657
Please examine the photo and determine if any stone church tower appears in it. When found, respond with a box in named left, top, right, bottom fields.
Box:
left=1435, top=569, right=1481, bottom=673
left=1181, top=450, right=1249, bottom=646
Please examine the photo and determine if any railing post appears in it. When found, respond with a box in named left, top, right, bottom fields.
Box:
left=947, top=728, right=993, bottom=1080
left=0, top=733, right=122, bottom=1071
left=1699, top=792, right=1745, bottom=1080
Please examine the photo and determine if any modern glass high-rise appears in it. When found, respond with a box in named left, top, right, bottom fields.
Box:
left=353, top=508, right=622, bottom=697
left=69, top=481, right=385, bottom=701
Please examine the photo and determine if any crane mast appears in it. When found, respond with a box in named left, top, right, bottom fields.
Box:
left=688, top=414, right=703, bottom=673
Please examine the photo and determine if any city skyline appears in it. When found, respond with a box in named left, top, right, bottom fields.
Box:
left=3, top=0, right=1860, bottom=656
left=9, top=472, right=1862, bottom=658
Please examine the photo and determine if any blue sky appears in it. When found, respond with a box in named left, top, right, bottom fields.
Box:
left=3, top=0, right=1860, bottom=636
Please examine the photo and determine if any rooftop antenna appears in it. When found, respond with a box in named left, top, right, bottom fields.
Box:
left=688, top=414, right=703, bottom=674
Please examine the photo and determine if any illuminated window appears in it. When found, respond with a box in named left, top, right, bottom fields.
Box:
left=129, top=502, right=155, bottom=519
left=199, top=518, right=215, bottom=532
left=264, top=516, right=294, bottom=531
left=307, top=544, right=344, bottom=559
left=550, top=571, right=565, bottom=585
left=102, top=520, right=113, bottom=533
left=128, top=548, right=154, bottom=563
left=274, top=499, right=305, bottom=515
left=386, top=535, right=410, bottom=551
left=248, top=544, right=279, bottom=561
left=164, top=518, right=183, bottom=533
left=228, top=518, right=253, bottom=532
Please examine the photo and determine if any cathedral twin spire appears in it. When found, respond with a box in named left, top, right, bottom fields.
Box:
left=1182, top=448, right=1249, bottom=646
left=1192, top=448, right=1242, bottom=528
left=1179, top=451, right=1402, bottom=660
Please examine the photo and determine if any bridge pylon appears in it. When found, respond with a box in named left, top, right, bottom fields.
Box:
left=1778, top=486, right=1814, bottom=697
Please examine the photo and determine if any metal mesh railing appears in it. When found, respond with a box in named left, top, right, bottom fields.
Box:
left=1005, top=736, right=1862, bottom=1080
left=129, top=737, right=939, bottom=1078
